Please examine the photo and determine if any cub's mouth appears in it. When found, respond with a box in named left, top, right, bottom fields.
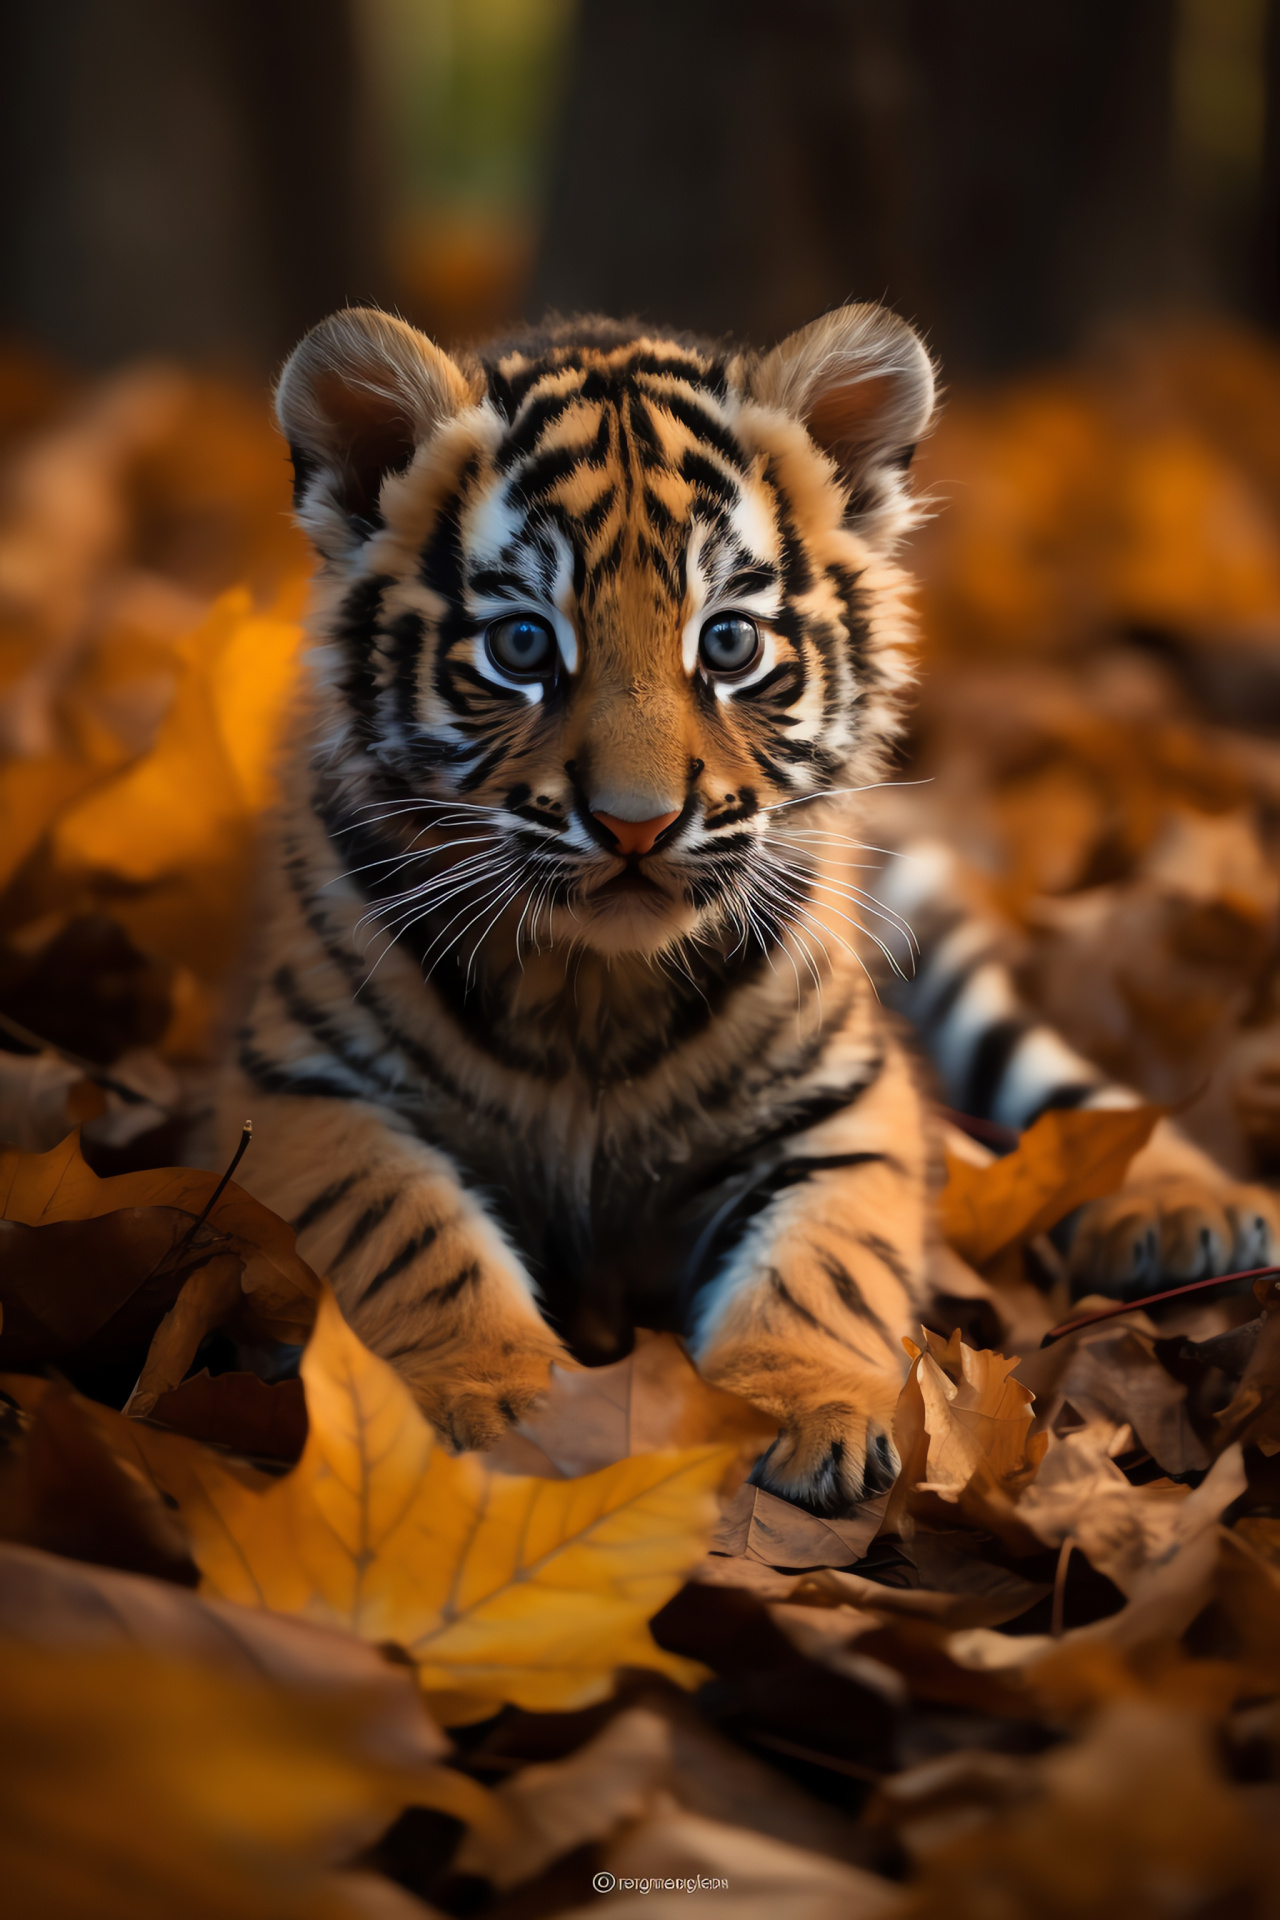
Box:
left=591, top=864, right=669, bottom=900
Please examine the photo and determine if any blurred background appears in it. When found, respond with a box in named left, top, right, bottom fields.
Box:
left=1, top=0, right=1276, bottom=371
left=3, top=0, right=1280, bottom=1186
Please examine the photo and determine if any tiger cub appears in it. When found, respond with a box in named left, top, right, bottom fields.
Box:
left=221, top=301, right=942, bottom=1514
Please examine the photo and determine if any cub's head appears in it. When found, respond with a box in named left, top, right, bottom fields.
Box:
left=279, top=306, right=934, bottom=967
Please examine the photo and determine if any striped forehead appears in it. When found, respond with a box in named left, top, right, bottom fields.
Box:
left=457, top=348, right=784, bottom=604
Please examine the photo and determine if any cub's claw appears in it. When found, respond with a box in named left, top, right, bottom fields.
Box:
left=1069, top=1175, right=1280, bottom=1300
left=750, top=1401, right=901, bottom=1517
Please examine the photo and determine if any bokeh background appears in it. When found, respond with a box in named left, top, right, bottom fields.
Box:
left=3, top=0, right=1280, bottom=1185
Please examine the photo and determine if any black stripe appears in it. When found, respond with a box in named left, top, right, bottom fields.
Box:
left=334, top=574, right=392, bottom=737
left=962, top=1016, right=1028, bottom=1120
left=434, top=1260, right=481, bottom=1305
left=292, top=1172, right=362, bottom=1234
left=359, top=1222, right=440, bottom=1303
left=1027, top=1080, right=1102, bottom=1120
left=270, top=965, right=395, bottom=1098
left=239, top=1041, right=361, bottom=1104
left=856, top=1230, right=915, bottom=1295
left=768, top=1271, right=877, bottom=1365
left=495, top=388, right=579, bottom=469
left=752, top=1062, right=887, bottom=1155
left=915, top=948, right=981, bottom=1035
left=767, top=470, right=814, bottom=600
left=817, top=1251, right=901, bottom=1356
left=334, top=1193, right=397, bottom=1267
left=680, top=447, right=740, bottom=506
left=508, top=442, right=596, bottom=506
left=646, top=386, right=745, bottom=471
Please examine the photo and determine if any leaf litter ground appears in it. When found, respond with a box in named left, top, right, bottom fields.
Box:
left=5, top=332, right=1280, bottom=1913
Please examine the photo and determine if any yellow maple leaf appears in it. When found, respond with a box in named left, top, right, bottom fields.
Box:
left=152, top=1288, right=729, bottom=1721
left=939, top=1105, right=1161, bottom=1272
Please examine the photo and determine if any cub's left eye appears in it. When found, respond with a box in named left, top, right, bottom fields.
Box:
left=699, top=615, right=760, bottom=677
left=485, top=614, right=558, bottom=679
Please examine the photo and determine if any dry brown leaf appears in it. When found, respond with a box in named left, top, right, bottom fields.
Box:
left=904, top=1697, right=1272, bottom=1920
left=149, top=1368, right=308, bottom=1461
left=585, top=1801, right=904, bottom=1920
left=0, top=1369, right=279, bottom=1508
left=0, top=1380, right=196, bottom=1584
left=884, top=1327, right=1047, bottom=1550
left=938, top=1105, right=1161, bottom=1272
left=151, top=1288, right=731, bottom=1721
left=453, top=1705, right=674, bottom=1890
left=486, top=1329, right=776, bottom=1480
left=0, top=1129, right=318, bottom=1403
left=0, top=1540, right=448, bottom=1749
left=1051, top=1326, right=1209, bottom=1476
left=1214, top=1294, right=1280, bottom=1456
left=711, top=1481, right=890, bottom=1569
left=1016, top=1429, right=1244, bottom=1598
left=0, top=1205, right=204, bottom=1373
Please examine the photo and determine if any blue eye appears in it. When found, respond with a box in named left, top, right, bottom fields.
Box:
left=486, top=615, right=557, bottom=678
left=699, top=615, right=760, bottom=676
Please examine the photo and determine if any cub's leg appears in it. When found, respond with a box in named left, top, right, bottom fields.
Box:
left=689, top=1036, right=932, bottom=1515
left=878, top=839, right=1280, bottom=1296
left=1069, top=1119, right=1280, bottom=1297
left=218, top=1082, right=566, bottom=1449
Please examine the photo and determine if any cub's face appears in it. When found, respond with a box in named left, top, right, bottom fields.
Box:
left=281, top=310, right=933, bottom=967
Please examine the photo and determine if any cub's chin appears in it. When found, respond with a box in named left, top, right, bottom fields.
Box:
left=569, top=867, right=701, bottom=958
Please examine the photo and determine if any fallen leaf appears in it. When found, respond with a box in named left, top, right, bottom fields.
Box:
left=905, top=1697, right=1271, bottom=1920
left=1214, top=1292, right=1280, bottom=1455
left=460, top=1674, right=868, bottom=1871
left=587, top=1802, right=903, bottom=1919
left=884, top=1327, right=1047, bottom=1550
left=1, top=1362, right=250, bottom=1458
left=0, top=1129, right=319, bottom=1403
left=0, top=1637, right=441, bottom=1920
left=150, top=1288, right=730, bottom=1719
left=1051, top=1325, right=1210, bottom=1475
left=50, top=584, right=306, bottom=988
left=0, top=1539, right=447, bottom=1750
left=1016, top=1428, right=1245, bottom=1598
left=0, top=1379, right=196, bottom=1584
left=150, top=1368, right=308, bottom=1461
left=650, top=1579, right=900, bottom=1775
left=486, top=1329, right=776, bottom=1480
left=0, top=1205, right=205, bottom=1373
left=913, top=1328, right=1047, bottom=1496
left=711, top=1481, right=889, bottom=1569
left=938, top=1106, right=1161, bottom=1272
left=453, top=1705, right=672, bottom=1890
left=766, top=1603, right=909, bottom=1704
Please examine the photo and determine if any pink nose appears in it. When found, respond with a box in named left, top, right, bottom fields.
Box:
left=592, top=809, right=681, bottom=857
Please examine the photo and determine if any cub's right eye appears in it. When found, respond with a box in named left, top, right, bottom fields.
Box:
left=485, top=614, right=558, bottom=679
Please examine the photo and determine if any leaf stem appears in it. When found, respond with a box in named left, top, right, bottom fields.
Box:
left=1040, top=1264, right=1280, bottom=1347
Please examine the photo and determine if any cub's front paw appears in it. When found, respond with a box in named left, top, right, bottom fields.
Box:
left=699, top=1346, right=904, bottom=1516
left=1069, top=1175, right=1280, bottom=1299
left=390, top=1325, right=564, bottom=1452
left=750, top=1400, right=901, bottom=1517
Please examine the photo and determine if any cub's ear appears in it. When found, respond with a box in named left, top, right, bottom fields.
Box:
left=275, top=307, right=476, bottom=556
left=751, top=304, right=936, bottom=546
